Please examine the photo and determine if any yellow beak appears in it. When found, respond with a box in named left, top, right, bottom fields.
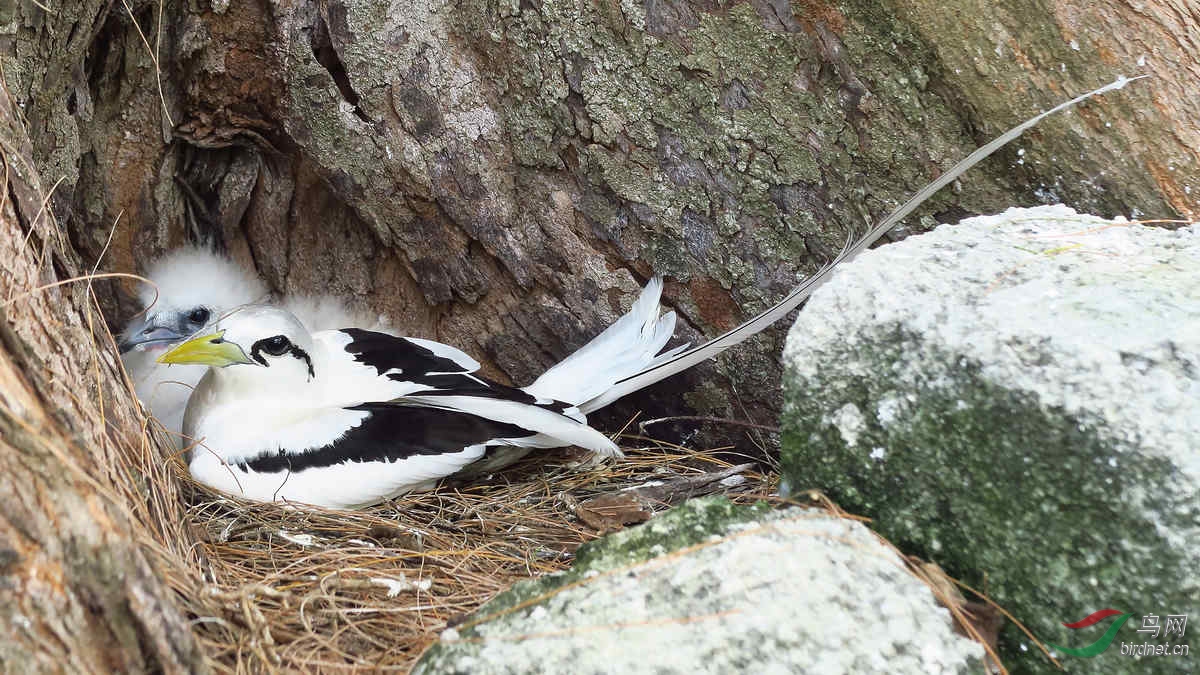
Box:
left=156, top=330, right=254, bottom=367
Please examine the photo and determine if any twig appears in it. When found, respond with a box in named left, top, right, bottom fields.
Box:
left=1, top=272, right=157, bottom=308
left=122, top=0, right=174, bottom=127
left=639, top=415, right=781, bottom=434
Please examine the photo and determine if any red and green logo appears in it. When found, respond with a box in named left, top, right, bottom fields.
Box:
left=1049, top=609, right=1135, bottom=657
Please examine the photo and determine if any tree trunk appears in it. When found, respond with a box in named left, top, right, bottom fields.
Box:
left=1, top=0, right=1196, bottom=669
left=9, top=0, right=1199, bottom=436
left=0, top=87, right=205, bottom=671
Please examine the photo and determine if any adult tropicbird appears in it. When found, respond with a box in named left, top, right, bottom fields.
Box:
left=157, top=78, right=1140, bottom=509
left=119, top=246, right=391, bottom=440
left=159, top=294, right=680, bottom=509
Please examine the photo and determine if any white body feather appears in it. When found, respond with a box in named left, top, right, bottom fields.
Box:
left=190, top=444, right=487, bottom=510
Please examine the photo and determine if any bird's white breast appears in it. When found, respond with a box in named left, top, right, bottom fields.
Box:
left=182, top=361, right=376, bottom=464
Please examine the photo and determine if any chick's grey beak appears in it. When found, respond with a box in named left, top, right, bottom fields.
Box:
left=119, top=320, right=187, bottom=354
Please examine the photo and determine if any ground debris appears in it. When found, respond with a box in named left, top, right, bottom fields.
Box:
left=170, top=439, right=772, bottom=671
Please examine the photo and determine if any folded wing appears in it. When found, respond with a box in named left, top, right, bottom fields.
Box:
left=326, top=328, right=620, bottom=457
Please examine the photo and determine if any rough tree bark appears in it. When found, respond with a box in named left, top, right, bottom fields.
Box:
left=7, top=0, right=1198, bottom=434
left=0, top=87, right=204, bottom=670
left=1, top=0, right=1197, bottom=668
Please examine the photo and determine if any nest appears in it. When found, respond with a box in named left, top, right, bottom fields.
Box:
left=116, top=413, right=778, bottom=672
left=83, top=332, right=1012, bottom=673
left=20, top=299, right=1014, bottom=673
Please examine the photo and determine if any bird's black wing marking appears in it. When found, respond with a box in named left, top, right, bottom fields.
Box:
left=237, top=403, right=537, bottom=474
left=406, top=375, right=574, bottom=413
left=342, top=328, right=471, bottom=376
left=341, top=328, right=573, bottom=413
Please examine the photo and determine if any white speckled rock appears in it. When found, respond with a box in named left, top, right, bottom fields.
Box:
left=781, top=205, right=1199, bottom=675
left=413, top=498, right=983, bottom=674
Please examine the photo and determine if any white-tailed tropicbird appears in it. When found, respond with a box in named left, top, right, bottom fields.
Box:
left=119, top=247, right=389, bottom=441
left=154, top=79, right=1139, bottom=509
left=159, top=282, right=682, bottom=509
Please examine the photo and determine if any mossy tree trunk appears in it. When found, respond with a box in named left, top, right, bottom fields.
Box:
left=0, top=0, right=1196, bottom=667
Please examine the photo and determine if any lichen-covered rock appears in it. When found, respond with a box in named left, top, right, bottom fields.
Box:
left=781, top=205, right=1200, bottom=674
left=413, top=497, right=983, bottom=674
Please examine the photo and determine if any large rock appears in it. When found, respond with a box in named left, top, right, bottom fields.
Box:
left=781, top=205, right=1199, bottom=674
left=413, top=497, right=982, bottom=674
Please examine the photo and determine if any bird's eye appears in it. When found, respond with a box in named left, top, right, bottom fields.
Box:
left=260, top=335, right=292, bottom=356
left=188, top=307, right=211, bottom=325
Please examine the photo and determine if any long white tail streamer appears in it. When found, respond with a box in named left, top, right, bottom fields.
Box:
left=581, top=76, right=1148, bottom=413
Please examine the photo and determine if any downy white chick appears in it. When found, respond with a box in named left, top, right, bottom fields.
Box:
left=120, top=247, right=388, bottom=441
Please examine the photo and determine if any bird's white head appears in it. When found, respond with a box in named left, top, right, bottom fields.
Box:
left=119, top=247, right=268, bottom=354
left=156, top=305, right=317, bottom=387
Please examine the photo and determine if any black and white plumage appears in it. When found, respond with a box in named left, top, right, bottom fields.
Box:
left=120, top=247, right=389, bottom=441
left=162, top=286, right=681, bottom=509
left=156, top=78, right=1138, bottom=509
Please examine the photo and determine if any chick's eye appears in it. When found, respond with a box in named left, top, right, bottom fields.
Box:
left=261, top=335, right=291, bottom=356
left=188, top=307, right=211, bottom=325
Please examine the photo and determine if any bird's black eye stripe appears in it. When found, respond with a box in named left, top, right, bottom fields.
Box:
left=249, top=335, right=315, bottom=378
left=188, top=307, right=211, bottom=324
left=265, top=336, right=291, bottom=355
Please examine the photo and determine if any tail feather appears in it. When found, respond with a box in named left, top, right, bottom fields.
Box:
left=524, top=276, right=683, bottom=407
left=579, top=76, right=1146, bottom=414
